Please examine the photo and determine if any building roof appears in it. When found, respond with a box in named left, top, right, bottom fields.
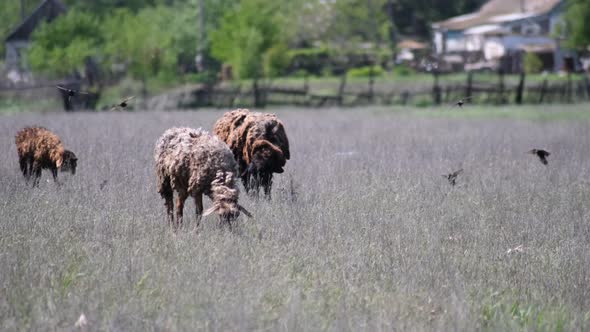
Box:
left=463, top=24, right=510, bottom=35
left=5, top=0, right=66, bottom=42
left=433, top=0, right=563, bottom=31
left=397, top=39, right=429, bottom=50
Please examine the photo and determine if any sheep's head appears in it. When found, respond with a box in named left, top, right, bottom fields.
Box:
left=60, top=150, right=78, bottom=175
left=204, top=171, right=252, bottom=223
left=247, top=139, right=286, bottom=175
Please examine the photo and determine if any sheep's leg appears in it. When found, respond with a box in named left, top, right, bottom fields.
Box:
left=241, top=173, right=250, bottom=194
left=165, top=195, right=174, bottom=226
left=194, top=194, right=203, bottom=229
left=175, top=191, right=188, bottom=228
left=159, top=176, right=174, bottom=226
left=19, top=156, right=28, bottom=179
left=31, top=161, right=42, bottom=187
left=263, top=174, right=273, bottom=200
left=51, top=167, right=61, bottom=186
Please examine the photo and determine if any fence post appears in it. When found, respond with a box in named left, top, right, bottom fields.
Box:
left=401, top=91, right=409, bottom=105
left=497, top=69, right=505, bottom=104
left=303, top=74, right=309, bottom=93
left=368, top=65, right=375, bottom=103
left=465, top=71, right=473, bottom=99
left=338, top=73, right=347, bottom=106
left=515, top=71, right=525, bottom=105
left=432, top=70, right=441, bottom=105
left=585, top=75, right=590, bottom=100
left=567, top=72, right=573, bottom=102
left=539, top=79, right=548, bottom=103
left=253, top=78, right=264, bottom=108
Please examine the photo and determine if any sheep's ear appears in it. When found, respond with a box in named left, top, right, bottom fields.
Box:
left=203, top=206, right=216, bottom=217
left=56, top=158, right=63, bottom=168
left=238, top=204, right=253, bottom=218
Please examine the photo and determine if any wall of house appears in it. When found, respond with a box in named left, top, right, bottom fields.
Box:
left=5, top=40, right=30, bottom=70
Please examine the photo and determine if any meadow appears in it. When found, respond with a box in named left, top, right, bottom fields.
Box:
left=1, top=105, right=589, bottom=331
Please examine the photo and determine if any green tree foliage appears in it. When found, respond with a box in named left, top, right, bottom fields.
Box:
left=27, top=10, right=102, bottom=77
left=102, top=7, right=179, bottom=80
left=565, top=0, right=590, bottom=49
left=210, top=0, right=286, bottom=79
left=524, top=52, right=543, bottom=74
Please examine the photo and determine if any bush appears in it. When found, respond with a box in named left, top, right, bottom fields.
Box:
left=264, top=43, right=291, bottom=78
left=524, top=53, right=543, bottom=74
left=287, top=47, right=333, bottom=75
left=392, top=64, right=416, bottom=76
left=347, top=65, right=385, bottom=78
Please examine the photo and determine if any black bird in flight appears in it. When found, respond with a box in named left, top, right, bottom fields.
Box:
left=56, top=85, right=90, bottom=103
left=529, top=149, right=550, bottom=165
left=453, top=96, right=472, bottom=108
left=111, top=96, right=136, bottom=111
left=443, top=169, right=463, bottom=186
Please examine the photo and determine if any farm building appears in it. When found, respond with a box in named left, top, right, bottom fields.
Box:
left=432, top=0, right=576, bottom=73
left=4, top=0, right=66, bottom=75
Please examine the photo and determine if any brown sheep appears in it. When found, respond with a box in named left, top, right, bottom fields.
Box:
left=15, top=127, right=78, bottom=187
left=154, top=127, right=252, bottom=228
left=213, top=109, right=290, bottom=199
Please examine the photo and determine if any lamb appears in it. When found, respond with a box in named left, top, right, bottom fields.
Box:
left=154, top=127, right=252, bottom=228
left=15, top=127, right=78, bottom=186
left=213, top=109, right=290, bottom=199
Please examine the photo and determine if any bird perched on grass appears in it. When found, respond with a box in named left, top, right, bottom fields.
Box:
left=453, top=96, right=472, bottom=108
left=528, top=149, right=550, bottom=165
left=443, top=169, right=463, bottom=186
left=56, top=85, right=91, bottom=103
left=110, top=96, right=135, bottom=111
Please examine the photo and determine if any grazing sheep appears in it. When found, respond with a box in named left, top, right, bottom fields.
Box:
left=154, top=127, right=252, bottom=228
left=15, top=127, right=78, bottom=186
left=213, top=109, right=290, bottom=199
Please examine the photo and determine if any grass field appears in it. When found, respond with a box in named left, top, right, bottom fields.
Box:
left=1, top=105, right=590, bottom=331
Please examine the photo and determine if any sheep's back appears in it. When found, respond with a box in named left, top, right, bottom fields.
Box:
left=154, top=127, right=237, bottom=194
left=15, top=127, right=64, bottom=161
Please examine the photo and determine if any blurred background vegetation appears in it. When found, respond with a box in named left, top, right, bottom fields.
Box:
left=0, top=0, right=589, bottom=111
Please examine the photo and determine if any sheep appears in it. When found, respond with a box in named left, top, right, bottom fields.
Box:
left=154, top=127, right=252, bottom=228
left=213, top=109, right=290, bottom=199
left=15, top=127, right=78, bottom=186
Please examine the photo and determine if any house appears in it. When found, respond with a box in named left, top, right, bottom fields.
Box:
left=432, top=0, right=575, bottom=73
left=4, top=0, right=66, bottom=72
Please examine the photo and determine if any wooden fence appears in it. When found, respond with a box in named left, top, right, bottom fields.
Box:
left=191, top=71, right=590, bottom=109
left=3, top=72, right=590, bottom=110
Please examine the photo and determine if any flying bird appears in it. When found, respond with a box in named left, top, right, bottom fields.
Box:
left=99, top=180, right=108, bottom=190
left=56, top=85, right=90, bottom=103
left=452, top=96, right=472, bottom=108
left=528, top=149, right=550, bottom=165
left=110, top=96, right=136, bottom=111
left=443, top=169, right=463, bottom=186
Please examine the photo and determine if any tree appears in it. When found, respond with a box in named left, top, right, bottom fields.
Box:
left=565, top=0, right=590, bottom=49
left=27, top=10, right=103, bottom=77
left=210, top=0, right=286, bottom=79
left=102, top=7, right=180, bottom=84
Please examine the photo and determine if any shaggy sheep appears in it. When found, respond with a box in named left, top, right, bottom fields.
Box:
left=213, top=109, right=290, bottom=199
left=15, top=127, right=78, bottom=186
left=154, top=127, right=252, bottom=228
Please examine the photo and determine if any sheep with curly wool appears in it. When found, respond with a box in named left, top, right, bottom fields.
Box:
left=213, top=109, right=290, bottom=199
left=15, top=127, right=77, bottom=187
left=154, top=127, right=251, bottom=228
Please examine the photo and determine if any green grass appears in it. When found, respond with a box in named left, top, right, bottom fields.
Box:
left=0, top=97, right=62, bottom=114
left=412, top=104, right=590, bottom=121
